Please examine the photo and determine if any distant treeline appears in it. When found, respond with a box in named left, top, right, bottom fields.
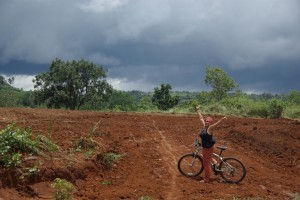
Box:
left=1, top=59, right=300, bottom=120
left=1, top=78, right=299, bottom=119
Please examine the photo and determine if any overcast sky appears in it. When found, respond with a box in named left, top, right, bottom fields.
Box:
left=1, top=0, right=300, bottom=94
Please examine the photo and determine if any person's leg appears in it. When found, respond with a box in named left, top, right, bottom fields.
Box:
left=202, top=146, right=214, bottom=182
left=212, top=158, right=217, bottom=165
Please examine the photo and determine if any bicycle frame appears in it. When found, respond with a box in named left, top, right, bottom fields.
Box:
left=193, top=139, right=230, bottom=171
left=178, top=139, right=246, bottom=183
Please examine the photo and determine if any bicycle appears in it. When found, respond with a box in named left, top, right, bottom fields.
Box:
left=177, top=139, right=246, bottom=183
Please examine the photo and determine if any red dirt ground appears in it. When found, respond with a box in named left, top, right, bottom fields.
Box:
left=0, top=107, right=299, bottom=200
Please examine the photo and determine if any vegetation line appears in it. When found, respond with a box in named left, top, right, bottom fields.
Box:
left=1, top=62, right=299, bottom=119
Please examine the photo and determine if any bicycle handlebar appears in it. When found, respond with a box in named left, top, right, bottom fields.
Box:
left=194, top=139, right=228, bottom=153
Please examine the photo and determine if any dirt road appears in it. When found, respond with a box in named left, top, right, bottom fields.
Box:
left=0, top=108, right=299, bottom=199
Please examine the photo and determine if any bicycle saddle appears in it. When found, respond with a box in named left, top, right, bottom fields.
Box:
left=217, top=146, right=227, bottom=150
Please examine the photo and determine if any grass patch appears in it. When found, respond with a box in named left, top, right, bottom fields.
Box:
left=98, top=152, right=125, bottom=169
left=74, top=120, right=106, bottom=155
left=101, top=180, right=112, bottom=185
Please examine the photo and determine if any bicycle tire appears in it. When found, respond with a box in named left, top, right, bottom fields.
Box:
left=219, top=157, right=246, bottom=183
left=177, top=153, right=204, bottom=177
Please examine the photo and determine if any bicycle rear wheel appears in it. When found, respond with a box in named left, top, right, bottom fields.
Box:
left=219, top=157, right=246, bottom=183
left=177, top=153, right=204, bottom=177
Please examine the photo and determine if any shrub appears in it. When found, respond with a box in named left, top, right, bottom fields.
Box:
left=52, top=178, right=76, bottom=200
left=206, top=103, right=227, bottom=114
left=284, top=105, right=300, bottom=119
left=0, top=123, right=59, bottom=184
left=247, top=102, right=269, bottom=118
left=268, top=99, right=285, bottom=119
left=0, top=124, right=39, bottom=168
left=221, top=97, right=252, bottom=116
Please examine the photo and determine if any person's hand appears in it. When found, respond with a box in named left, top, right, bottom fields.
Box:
left=196, top=105, right=200, bottom=110
left=223, top=116, right=227, bottom=120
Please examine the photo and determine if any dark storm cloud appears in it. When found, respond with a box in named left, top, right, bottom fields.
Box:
left=231, top=60, right=300, bottom=93
left=0, top=0, right=300, bottom=93
left=0, top=61, right=48, bottom=75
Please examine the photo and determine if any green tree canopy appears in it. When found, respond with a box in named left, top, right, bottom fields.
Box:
left=204, top=65, right=238, bottom=101
left=33, top=59, right=113, bottom=110
left=0, top=76, right=23, bottom=107
left=152, top=84, right=179, bottom=110
left=288, top=90, right=300, bottom=105
left=0, top=75, right=6, bottom=88
left=107, top=90, right=136, bottom=111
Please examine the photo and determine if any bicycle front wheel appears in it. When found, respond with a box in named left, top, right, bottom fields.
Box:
left=219, top=157, right=246, bottom=183
left=177, top=153, right=204, bottom=177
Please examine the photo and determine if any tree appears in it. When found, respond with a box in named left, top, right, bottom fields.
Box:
left=22, top=91, right=35, bottom=108
left=0, top=75, right=6, bottom=88
left=139, top=95, right=156, bottom=111
left=204, top=65, right=238, bottom=101
left=107, top=90, right=136, bottom=111
left=33, top=59, right=113, bottom=110
left=198, top=91, right=214, bottom=105
left=152, top=84, right=179, bottom=110
left=288, top=90, right=300, bottom=105
left=8, top=77, right=15, bottom=85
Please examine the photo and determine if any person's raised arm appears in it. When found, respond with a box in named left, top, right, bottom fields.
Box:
left=207, top=116, right=227, bottom=133
left=196, top=105, right=205, bottom=128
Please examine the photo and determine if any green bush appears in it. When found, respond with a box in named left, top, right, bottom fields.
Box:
left=0, top=124, right=39, bottom=168
left=284, top=105, right=300, bottom=119
left=247, top=102, right=269, bottom=118
left=206, top=103, right=227, bottom=114
left=0, top=123, right=59, bottom=182
left=268, top=99, right=285, bottom=119
left=52, top=178, right=76, bottom=200
left=139, top=196, right=154, bottom=200
left=220, top=97, right=252, bottom=116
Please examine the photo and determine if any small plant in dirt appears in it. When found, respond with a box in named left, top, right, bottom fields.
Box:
left=232, top=197, right=265, bottom=200
left=74, top=121, right=106, bottom=156
left=52, top=178, right=76, bottom=200
left=0, top=123, right=60, bottom=185
left=88, top=120, right=102, bottom=138
left=0, top=124, right=39, bottom=168
left=139, top=196, right=155, bottom=200
left=36, top=135, right=59, bottom=155
left=74, top=137, right=99, bottom=152
left=0, top=124, right=59, bottom=167
left=98, top=152, right=125, bottom=169
left=19, top=161, right=41, bottom=181
left=101, top=180, right=112, bottom=185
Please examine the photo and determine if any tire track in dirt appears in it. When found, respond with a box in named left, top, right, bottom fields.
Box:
left=149, top=117, right=182, bottom=200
